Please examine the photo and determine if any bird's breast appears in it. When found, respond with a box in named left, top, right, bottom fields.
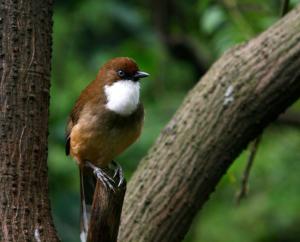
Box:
left=70, top=103, right=144, bottom=167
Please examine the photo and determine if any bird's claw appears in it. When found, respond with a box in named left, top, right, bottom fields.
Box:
left=86, top=161, right=116, bottom=192
left=86, top=161, right=125, bottom=191
left=112, top=161, right=125, bottom=187
left=93, top=167, right=116, bottom=192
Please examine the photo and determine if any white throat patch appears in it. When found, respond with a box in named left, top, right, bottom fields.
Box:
left=104, top=80, right=140, bottom=116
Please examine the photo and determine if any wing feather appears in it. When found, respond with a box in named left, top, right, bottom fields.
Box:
left=65, top=79, right=102, bottom=156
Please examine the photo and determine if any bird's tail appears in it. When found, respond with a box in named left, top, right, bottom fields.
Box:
left=79, top=167, right=96, bottom=242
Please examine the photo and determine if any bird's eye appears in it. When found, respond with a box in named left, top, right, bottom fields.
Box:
left=117, top=70, right=125, bottom=78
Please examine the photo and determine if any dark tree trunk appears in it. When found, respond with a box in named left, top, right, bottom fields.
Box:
left=118, top=5, right=300, bottom=242
left=0, top=1, right=59, bottom=241
left=88, top=178, right=126, bottom=242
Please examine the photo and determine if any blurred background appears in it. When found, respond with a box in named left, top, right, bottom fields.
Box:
left=49, top=0, right=300, bottom=241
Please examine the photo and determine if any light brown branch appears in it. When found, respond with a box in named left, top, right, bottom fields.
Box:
left=118, top=5, right=300, bottom=242
left=235, top=0, right=292, bottom=205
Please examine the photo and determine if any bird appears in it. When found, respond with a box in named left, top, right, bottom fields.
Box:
left=65, top=57, right=149, bottom=241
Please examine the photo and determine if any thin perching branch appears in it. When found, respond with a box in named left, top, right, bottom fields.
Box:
left=280, top=0, right=290, bottom=16
left=236, top=136, right=262, bottom=204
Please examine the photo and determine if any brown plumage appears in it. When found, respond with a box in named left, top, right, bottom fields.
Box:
left=65, top=57, right=145, bottom=168
left=65, top=57, right=149, bottom=241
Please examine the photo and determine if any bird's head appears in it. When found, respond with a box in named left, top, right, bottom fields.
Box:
left=97, top=57, right=149, bottom=116
left=97, top=57, right=149, bottom=85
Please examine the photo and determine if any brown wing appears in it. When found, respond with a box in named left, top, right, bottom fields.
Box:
left=65, top=80, right=101, bottom=156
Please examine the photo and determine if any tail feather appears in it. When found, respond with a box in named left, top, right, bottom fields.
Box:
left=79, top=167, right=96, bottom=242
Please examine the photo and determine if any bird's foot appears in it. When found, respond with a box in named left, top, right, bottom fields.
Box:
left=86, top=162, right=115, bottom=192
left=94, top=167, right=116, bottom=192
left=112, top=161, right=125, bottom=187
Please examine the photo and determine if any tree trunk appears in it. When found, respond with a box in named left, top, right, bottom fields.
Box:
left=0, top=1, right=59, bottom=241
left=118, top=5, right=300, bottom=242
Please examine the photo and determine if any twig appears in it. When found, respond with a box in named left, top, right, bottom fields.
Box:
left=87, top=168, right=126, bottom=242
left=150, top=0, right=210, bottom=77
left=277, top=112, right=300, bottom=129
left=280, top=0, right=290, bottom=17
left=236, top=136, right=261, bottom=204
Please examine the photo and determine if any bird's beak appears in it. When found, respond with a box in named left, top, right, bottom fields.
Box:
left=134, top=71, right=149, bottom=80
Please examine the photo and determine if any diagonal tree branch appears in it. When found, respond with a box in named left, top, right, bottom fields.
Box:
left=235, top=0, right=291, bottom=206
left=118, top=5, right=300, bottom=242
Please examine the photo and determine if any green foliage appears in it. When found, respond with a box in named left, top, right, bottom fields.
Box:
left=49, top=1, right=300, bottom=241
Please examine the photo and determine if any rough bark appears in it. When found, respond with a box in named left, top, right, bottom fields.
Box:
left=118, top=5, right=300, bottom=242
left=0, top=1, right=59, bottom=241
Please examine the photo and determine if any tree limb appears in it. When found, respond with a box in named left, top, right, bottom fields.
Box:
left=235, top=0, right=291, bottom=206
left=236, top=136, right=261, bottom=204
left=88, top=169, right=126, bottom=242
left=118, top=5, right=300, bottom=242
